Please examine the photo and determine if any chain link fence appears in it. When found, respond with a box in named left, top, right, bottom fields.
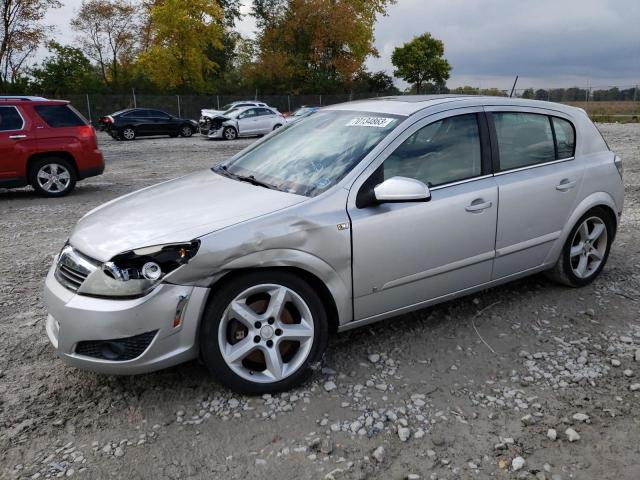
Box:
left=47, top=86, right=640, bottom=124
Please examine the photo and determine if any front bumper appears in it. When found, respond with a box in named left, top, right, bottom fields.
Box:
left=204, top=127, right=224, bottom=139
left=44, top=263, right=209, bottom=375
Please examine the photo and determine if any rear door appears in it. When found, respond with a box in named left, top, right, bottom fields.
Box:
left=0, top=105, right=31, bottom=182
left=486, top=108, right=584, bottom=279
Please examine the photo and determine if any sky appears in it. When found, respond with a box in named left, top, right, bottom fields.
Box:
left=44, top=0, right=640, bottom=90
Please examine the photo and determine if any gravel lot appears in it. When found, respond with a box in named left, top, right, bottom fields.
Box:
left=1, top=125, right=640, bottom=480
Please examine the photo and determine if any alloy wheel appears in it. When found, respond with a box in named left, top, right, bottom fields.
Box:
left=224, top=128, right=237, bottom=140
left=181, top=126, right=193, bottom=137
left=570, top=216, right=608, bottom=279
left=37, top=163, right=71, bottom=194
left=218, top=284, right=315, bottom=383
left=122, top=128, right=135, bottom=140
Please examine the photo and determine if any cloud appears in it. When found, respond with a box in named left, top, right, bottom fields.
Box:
left=367, top=0, right=640, bottom=88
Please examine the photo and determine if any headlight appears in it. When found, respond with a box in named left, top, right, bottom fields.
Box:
left=78, top=241, right=199, bottom=298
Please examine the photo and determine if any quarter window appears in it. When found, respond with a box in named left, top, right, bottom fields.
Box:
left=0, top=106, right=24, bottom=131
left=383, top=114, right=482, bottom=187
left=552, top=117, right=576, bottom=159
left=493, top=112, right=555, bottom=171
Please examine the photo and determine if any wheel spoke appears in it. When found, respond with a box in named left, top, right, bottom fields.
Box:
left=279, top=321, right=313, bottom=341
left=575, top=255, right=588, bottom=277
left=59, top=171, right=70, bottom=181
left=579, top=222, right=589, bottom=242
left=228, top=301, right=259, bottom=328
left=42, top=179, right=54, bottom=190
left=266, top=286, right=288, bottom=320
left=588, top=223, right=605, bottom=242
left=224, top=338, right=257, bottom=364
left=38, top=171, right=51, bottom=181
left=588, top=249, right=603, bottom=261
left=570, top=244, right=583, bottom=258
left=50, top=164, right=59, bottom=175
left=262, top=346, right=284, bottom=380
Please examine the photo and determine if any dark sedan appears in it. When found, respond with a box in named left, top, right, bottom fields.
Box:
left=98, top=108, right=199, bottom=140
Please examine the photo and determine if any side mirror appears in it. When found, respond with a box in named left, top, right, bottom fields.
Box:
left=373, top=176, right=431, bottom=203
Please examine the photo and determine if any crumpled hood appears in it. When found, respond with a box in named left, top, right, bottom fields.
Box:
left=70, top=170, right=306, bottom=262
left=201, top=109, right=223, bottom=118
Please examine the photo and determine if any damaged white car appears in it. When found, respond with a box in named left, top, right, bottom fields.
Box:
left=200, top=106, right=285, bottom=140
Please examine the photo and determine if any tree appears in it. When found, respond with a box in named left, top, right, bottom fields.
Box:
left=352, top=70, right=398, bottom=94
left=30, top=42, right=100, bottom=95
left=71, top=0, right=139, bottom=88
left=391, top=33, right=450, bottom=94
left=249, top=0, right=395, bottom=93
left=0, top=0, right=60, bottom=87
left=138, top=0, right=224, bottom=91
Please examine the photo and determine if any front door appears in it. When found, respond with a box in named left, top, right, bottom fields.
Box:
left=486, top=109, right=584, bottom=279
left=348, top=109, right=498, bottom=321
left=237, top=108, right=260, bottom=135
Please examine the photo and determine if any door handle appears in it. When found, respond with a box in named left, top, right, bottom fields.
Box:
left=556, top=179, right=576, bottom=191
left=8, top=134, right=27, bottom=139
left=465, top=200, right=492, bottom=213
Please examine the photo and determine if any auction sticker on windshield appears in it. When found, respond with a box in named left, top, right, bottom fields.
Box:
left=346, top=117, right=395, bottom=128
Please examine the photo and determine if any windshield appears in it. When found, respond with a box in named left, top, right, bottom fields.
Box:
left=223, top=108, right=242, bottom=118
left=215, top=110, right=402, bottom=197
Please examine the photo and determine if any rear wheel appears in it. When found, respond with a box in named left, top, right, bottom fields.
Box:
left=223, top=126, right=237, bottom=140
left=30, top=158, right=76, bottom=197
left=546, top=207, right=614, bottom=287
left=120, top=127, right=136, bottom=140
left=200, top=271, right=329, bottom=394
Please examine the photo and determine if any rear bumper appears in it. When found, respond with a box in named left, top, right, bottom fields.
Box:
left=43, top=263, right=209, bottom=375
left=78, top=149, right=105, bottom=180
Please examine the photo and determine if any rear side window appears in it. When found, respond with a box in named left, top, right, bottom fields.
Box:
left=35, top=105, right=86, bottom=127
left=122, top=110, right=146, bottom=118
left=0, top=106, right=24, bottom=131
left=493, top=113, right=555, bottom=171
left=384, top=114, right=482, bottom=187
left=552, top=117, right=576, bottom=159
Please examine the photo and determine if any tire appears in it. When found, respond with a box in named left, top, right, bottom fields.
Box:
left=273, top=124, right=282, bottom=130
left=222, top=126, right=237, bottom=141
left=29, top=157, right=77, bottom=197
left=180, top=125, right=194, bottom=137
left=546, top=207, right=614, bottom=287
left=200, top=271, right=329, bottom=394
left=120, top=126, right=136, bottom=141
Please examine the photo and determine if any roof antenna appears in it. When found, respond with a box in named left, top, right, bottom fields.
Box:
left=509, top=75, right=519, bottom=98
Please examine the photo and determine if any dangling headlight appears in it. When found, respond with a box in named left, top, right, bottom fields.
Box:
left=78, top=241, right=200, bottom=298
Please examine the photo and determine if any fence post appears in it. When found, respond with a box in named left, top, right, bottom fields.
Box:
left=319, top=94, right=322, bottom=105
left=287, top=95, right=291, bottom=113
left=634, top=85, right=638, bottom=102
left=216, top=95, right=220, bottom=110
left=86, top=94, right=92, bottom=123
left=177, top=95, right=181, bottom=117
left=132, top=88, right=137, bottom=108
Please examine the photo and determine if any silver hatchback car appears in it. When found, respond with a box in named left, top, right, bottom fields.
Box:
left=44, top=96, right=623, bottom=393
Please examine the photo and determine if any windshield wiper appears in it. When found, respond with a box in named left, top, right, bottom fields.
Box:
left=213, top=165, right=275, bottom=190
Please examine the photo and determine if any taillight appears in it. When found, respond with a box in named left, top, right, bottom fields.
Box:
left=77, top=125, right=95, bottom=139
left=614, top=155, right=623, bottom=179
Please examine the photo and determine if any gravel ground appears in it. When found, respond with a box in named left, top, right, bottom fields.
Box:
left=1, top=125, right=640, bottom=480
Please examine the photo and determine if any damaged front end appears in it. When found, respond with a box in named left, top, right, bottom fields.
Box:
left=199, top=115, right=229, bottom=137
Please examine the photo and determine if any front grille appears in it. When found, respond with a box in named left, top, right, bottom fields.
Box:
left=55, top=263, right=88, bottom=291
left=75, top=330, right=158, bottom=361
left=54, top=245, right=98, bottom=292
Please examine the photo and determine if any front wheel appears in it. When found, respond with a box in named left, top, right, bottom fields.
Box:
left=180, top=125, right=194, bottom=137
left=200, top=271, right=329, bottom=394
left=222, top=126, right=237, bottom=140
left=546, top=207, right=614, bottom=287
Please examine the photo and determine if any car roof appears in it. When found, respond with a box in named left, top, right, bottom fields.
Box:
left=0, top=96, right=68, bottom=105
left=324, top=95, right=583, bottom=117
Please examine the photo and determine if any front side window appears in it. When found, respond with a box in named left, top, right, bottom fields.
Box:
left=383, top=114, right=482, bottom=187
left=149, top=110, right=170, bottom=119
left=0, top=106, right=24, bottom=131
left=552, top=117, right=576, bottom=159
left=238, top=109, right=257, bottom=119
left=217, top=110, right=402, bottom=197
left=494, top=112, right=555, bottom=171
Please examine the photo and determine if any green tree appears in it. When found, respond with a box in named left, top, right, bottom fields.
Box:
left=1, top=0, right=61, bottom=87
left=71, top=0, right=139, bottom=89
left=391, top=33, right=450, bottom=94
left=30, top=41, right=100, bottom=94
left=138, top=0, right=224, bottom=91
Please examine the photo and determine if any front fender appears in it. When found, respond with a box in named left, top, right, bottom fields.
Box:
left=212, top=248, right=352, bottom=326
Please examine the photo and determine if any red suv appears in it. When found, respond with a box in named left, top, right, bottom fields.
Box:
left=0, top=96, right=104, bottom=197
